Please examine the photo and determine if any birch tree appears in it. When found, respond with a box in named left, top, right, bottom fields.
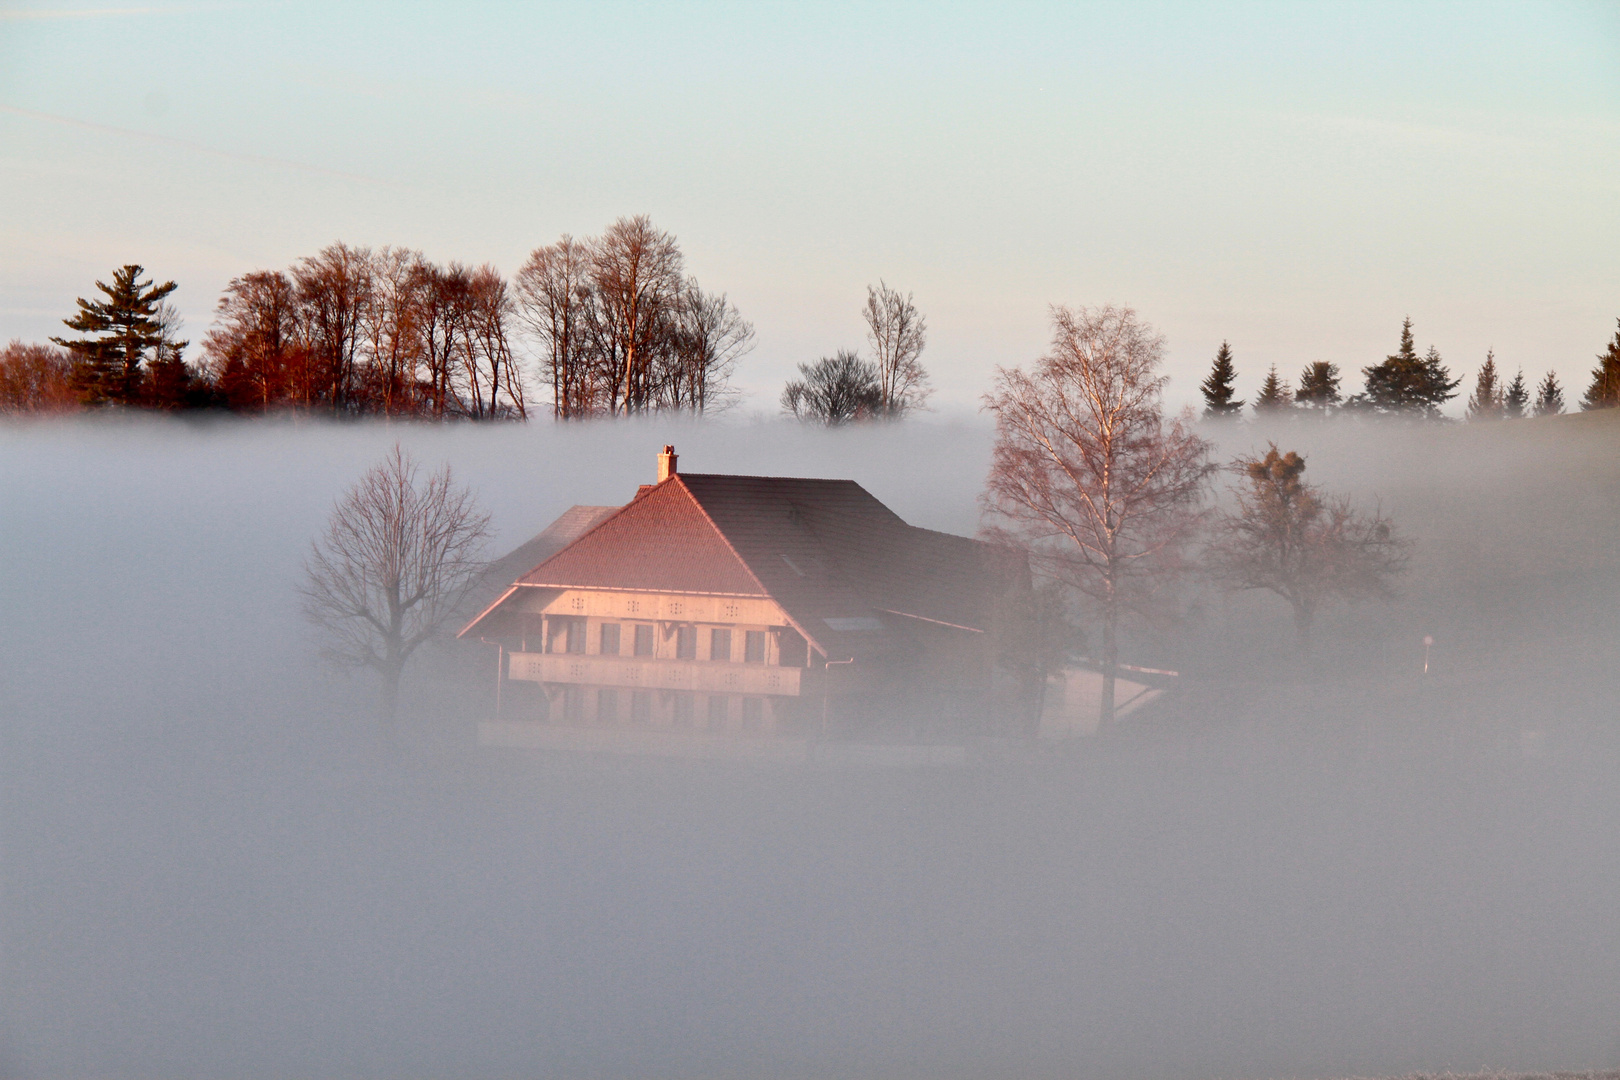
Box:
left=982, top=304, right=1213, bottom=730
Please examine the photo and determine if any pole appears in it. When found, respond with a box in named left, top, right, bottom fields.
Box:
left=496, top=644, right=505, bottom=719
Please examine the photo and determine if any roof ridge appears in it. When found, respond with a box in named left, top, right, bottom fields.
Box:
left=670, top=474, right=831, bottom=657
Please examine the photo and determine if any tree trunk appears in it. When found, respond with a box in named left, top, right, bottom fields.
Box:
left=379, top=662, right=403, bottom=726
left=1099, top=604, right=1117, bottom=733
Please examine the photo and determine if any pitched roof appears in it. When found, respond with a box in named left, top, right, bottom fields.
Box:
left=464, top=472, right=1009, bottom=659
left=482, top=505, right=619, bottom=594
left=518, top=478, right=766, bottom=596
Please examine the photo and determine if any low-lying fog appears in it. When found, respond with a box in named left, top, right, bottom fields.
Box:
left=3, top=414, right=1619, bottom=1079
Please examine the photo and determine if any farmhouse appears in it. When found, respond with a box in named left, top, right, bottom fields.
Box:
left=460, top=447, right=1022, bottom=739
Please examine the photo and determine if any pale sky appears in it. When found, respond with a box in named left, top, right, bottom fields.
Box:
left=2, top=0, right=1617, bottom=414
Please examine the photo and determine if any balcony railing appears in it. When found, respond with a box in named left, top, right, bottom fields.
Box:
left=507, top=651, right=804, bottom=697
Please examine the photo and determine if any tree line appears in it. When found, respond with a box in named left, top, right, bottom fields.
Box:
left=1201, top=316, right=1620, bottom=422
left=0, top=216, right=768, bottom=420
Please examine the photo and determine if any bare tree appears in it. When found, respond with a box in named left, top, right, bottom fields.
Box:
left=293, top=243, right=372, bottom=412
left=203, top=270, right=305, bottom=410
left=303, top=446, right=492, bottom=722
left=592, top=215, right=684, bottom=414
left=781, top=349, right=883, bottom=425
left=461, top=264, right=525, bottom=419
left=863, top=281, right=930, bottom=417
left=514, top=235, right=599, bottom=419
left=1205, top=445, right=1409, bottom=653
left=982, top=304, right=1214, bottom=731
left=0, top=340, right=79, bottom=413
left=666, top=279, right=753, bottom=414
left=361, top=247, right=427, bottom=416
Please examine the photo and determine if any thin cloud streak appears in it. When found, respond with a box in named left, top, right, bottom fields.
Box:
left=0, top=4, right=231, bottom=18
left=0, top=103, right=391, bottom=186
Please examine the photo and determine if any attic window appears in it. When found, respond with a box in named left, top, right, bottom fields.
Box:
left=780, top=554, right=806, bottom=577
left=824, top=616, right=884, bottom=632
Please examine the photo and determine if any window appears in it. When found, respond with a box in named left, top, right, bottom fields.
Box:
left=597, top=688, right=617, bottom=722
left=564, top=619, right=585, bottom=654
left=631, top=690, right=651, bottom=723
left=676, top=625, right=696, bottom=660
left=599, top=623, right=621, bottom=656
left=633, top=624, right=655, bottom=657
left=744, top=630, right=766, bottom=663
left=563, top=685, right=584, bottom=721
left=707, top=695, right=728, bottom=728
left=709, top=628, right=731, bottom=662
left=742, top=697, right=764, bottom=729
left=671, top=692, right=694, bottom=725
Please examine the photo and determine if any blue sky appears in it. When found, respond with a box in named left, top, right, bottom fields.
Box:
left=2, top=0, right=1617, bottom=413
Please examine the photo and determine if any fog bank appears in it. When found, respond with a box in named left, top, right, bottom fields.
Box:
left=3, top=415, right=1619, bottom=1079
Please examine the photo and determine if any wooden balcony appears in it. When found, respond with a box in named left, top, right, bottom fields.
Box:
left=507, top=651, right=805, bottom=697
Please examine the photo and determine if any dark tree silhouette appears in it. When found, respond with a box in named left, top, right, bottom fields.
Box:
left=1534, top=370, right=1566, bottom=417
left=1253, top=365, right=1293, bottom=415
left=1295, top=361, right=1341, bottom=413
left=1581, top=318, right=1620, bottom=411
left=781, top=350, right=883, bottom=425
left=1200, top=341, right=1244, bottom=419
left=1465, top=351, right=1504, bottom=421
left=51, top=264, right=179, bottom=406
left=863, top=281, right=930, bottom=417
left=1503, top=368, right=1528, bottom=419
left=303, top=447, right=492, bottom=723
left=1206, top=445, right=1409, bottom=653
left=1356, top=317, right=1460, bottom=418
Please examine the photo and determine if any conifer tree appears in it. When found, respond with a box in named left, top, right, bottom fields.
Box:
left=1359, top=317, right=1461, bottom=418
left=1465, top=351, right=1504, bottom=421
left=1253, top=364, right=1292, bottom=415
left=51, top=264, right=179, bottom=406
left=1581, top=318, right=1620, bottom=411
left=1295, top=361, right=1341, bottom=413
left=1534, top=370, right=1566, bottom=417
left=1503, top=369, right=1528, bottom=419
left=1200, top=341, right=1244, bottom=419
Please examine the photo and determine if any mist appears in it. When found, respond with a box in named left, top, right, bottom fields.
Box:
left=3, top=414, right=1619, bottom=1079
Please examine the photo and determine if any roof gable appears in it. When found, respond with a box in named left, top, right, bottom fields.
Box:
left=518, top=478, right=766, bottom=596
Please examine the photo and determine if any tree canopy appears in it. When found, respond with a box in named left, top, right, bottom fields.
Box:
left=51, top=264, right=180, bottom=407
left=1356, top=317, right=1460, bottom=418
left=1200, top=341, right=1244, bottom=419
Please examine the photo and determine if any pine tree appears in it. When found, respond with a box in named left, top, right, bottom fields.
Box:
left=1359, top=317, right=1461, bottom=418
left=1294, top=361, right=1341, bottom=413
left=50, top=264, right=178, bottom=406
left=1253, top=364, right=1292, bottom=415
left=1465, top=350, right=1504, bottom=421
left=1503, top=369, right=1528, bottom=419
left=1200, top=340, right=1244, bottom=419
left=1581, top=318, right=1620, bottom=411
left=1534, top=370, right=1565, bottom=417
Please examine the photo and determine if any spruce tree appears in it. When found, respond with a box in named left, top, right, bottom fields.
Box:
left=1360, top=317, right=1460, bottom=418
left=1534, top=370, right=1566, bottom=417
left=1253, top=365, right=1292, bottom=415
left=1465, top=350, right=1504, bottom=421
left=1295, top=361, right=1341, bottom=413
left=1503, top=369, right=1528, bottom=419
left=51, top=264, right=178, bottom=406
left=1200, top=341, right=1244, bottom=419
left=1581, top=318, right=1620, bottom=411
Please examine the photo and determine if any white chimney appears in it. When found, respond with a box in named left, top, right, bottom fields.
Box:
left=657, top=445, right=678, bottom=483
